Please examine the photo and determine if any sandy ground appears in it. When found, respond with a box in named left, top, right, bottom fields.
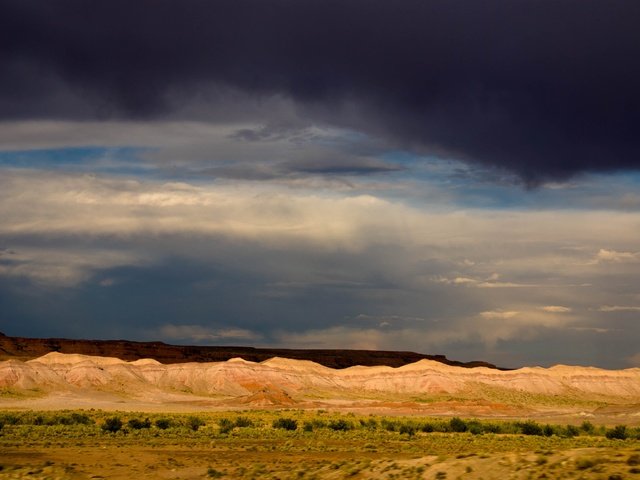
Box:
left=2, top=444, right=640, bottom=479
left=2, top=390, right=640, bottom=426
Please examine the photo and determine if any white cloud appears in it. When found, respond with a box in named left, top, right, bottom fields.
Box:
left=435, top=274, right=538, bottom=289
left=479, top=310, right=520, bottom=319
left=595, top=248, right=640, bottom=263
left=568, top=327, right=610, bottom=333
left=541, top=305, right=572, bottom=313
left=0, top=247, right=147, bottom=286
left=476, top=281, right=538, bottom=288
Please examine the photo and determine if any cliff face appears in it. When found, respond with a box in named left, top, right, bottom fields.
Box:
left=0, top=331, right=498, bottom=369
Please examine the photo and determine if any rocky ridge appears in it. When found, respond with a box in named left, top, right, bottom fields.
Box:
left=0, top=331, right=497, bottom=369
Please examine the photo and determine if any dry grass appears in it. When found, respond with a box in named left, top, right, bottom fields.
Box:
left=1, top=410, right=639, bottom=479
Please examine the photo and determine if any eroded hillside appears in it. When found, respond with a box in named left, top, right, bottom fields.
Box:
left=2, top=352, right=639, bottom=423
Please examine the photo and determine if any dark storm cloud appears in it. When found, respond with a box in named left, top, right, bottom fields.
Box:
left=2, top=0, right=640, bottom=183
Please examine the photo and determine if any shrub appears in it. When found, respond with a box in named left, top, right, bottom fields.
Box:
left=128, top=418, right=152, bottom=430
left=575, top=457, right=597, bottom=470
left=518, top=421, right=543, bottom=436
left=56, top=415, right=74, bottom=425
left=381, top=419, right=398, bottom=432
left=605, top=425, right=628, bottom=440
left=399, top=423, right=416, bottom=436
left=207, top=467, right=224, bottom=478
left=580, top=421, right=595, bottom=434
left=420, top=422, right=434, bottom=433
left=467, top=421, right=484, bottom=435
left=0, top=414, right=19, bottom=425
left=360, top=418, right=378, bottom=430
left=328, top=419, right=352, bottom=431
left=155, top=418, right=172, bottom=430
left=303, top=421, right=314, bottom=432
left=101, top=417, right=123, bottom=433
left=187, top=416, right=205, bottom=431
left=272, top=418, right=297, bottom=431
left=311, top=419, right=327, bottom=429
left=627, top=454, right=640, bottom=466
left=543, top=424, right=555, bottom=437
left=234, top=416, right=253, bottom=428
left=563, top=425, right=579, bottom=438
left=218, top=418, right=234, bottom=434
left=70, top=413, right=93, bottom=425
left=449, top=417, right=468, bottom=433
left=482, top=423, right=502, bottom=434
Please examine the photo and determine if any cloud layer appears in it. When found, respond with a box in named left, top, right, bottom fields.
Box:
left=2, top=0, right=640, bottom=182
left=1, top=169, right=640, bottom=368
left=1, top=1, right=640, bottom=370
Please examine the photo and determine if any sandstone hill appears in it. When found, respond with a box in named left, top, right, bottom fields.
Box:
left=2, top=352, right=639, bottom=422
left=0, top=331, right=497, bottom=369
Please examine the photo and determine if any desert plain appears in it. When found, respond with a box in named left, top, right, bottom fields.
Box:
left=1, top=351, right=639, bottom=479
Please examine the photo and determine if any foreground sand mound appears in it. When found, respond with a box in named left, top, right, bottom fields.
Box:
left=1, top=352, right=640, bottom=411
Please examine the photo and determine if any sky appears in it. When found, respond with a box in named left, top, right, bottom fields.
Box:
left=1, top=0, right=640, bottom=369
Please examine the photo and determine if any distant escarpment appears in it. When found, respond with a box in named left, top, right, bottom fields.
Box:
left=0, top=332, right=497, bottom=369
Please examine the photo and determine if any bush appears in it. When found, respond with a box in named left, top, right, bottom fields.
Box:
left=399, top=423, right=416, bottom=436
left=605, top=425, right=628, bottom=440
left=272, top=418, right=297, bottom=431
left=187, top=416, right=205, bottom=431
left=155, top=418, right=172, bottom=430
left=234, top=416, right=253, bottom=428
left=575, top=457, right=597, bottom=470
left=467, top=421, right=484, bottom=435
left=449, top=417, right=468, bottom=433
left=543, top=424, right=555, bottom=437
left=482, top=423, right=502, bottom=434
left=360, top=418, right=378, bottom=430
left=128, top=418, right=151, bottom=429
left=218, top=418, right=234, bottom=434
left=381, top=419, right=398, bottom=432
left=311, top=419, right=326, bottom=429
left=580, top=421, right=595, bottom=434
left=328, top=419, right=352, bottom=431
left=627, top=454, right=640, bottom=466
left=518, top=421, right=543, bottom=436
left=0, top=414, right=19, bottom=425
left=420, top=422, right=434, bottom=433
left=207, top=467, right=224, bottom=478
left=71, top=413, right=93, bottom=425
left=101, top=417, right=123, bottom=433
left=563, top=425, right=579, bottom=438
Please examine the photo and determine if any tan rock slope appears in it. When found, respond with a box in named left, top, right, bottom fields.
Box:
left=2, top=353, right=640, bottom=417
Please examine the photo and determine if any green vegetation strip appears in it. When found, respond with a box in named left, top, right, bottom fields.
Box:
left=1, top=410, right=638, bottom=442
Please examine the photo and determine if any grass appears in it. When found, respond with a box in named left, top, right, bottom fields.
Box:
left=0, top=388, right=44, bottom=399
left=0, top=410, right=639, bottom=478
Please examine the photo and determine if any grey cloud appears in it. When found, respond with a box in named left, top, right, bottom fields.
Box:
left=2, top=171, right=640, bottom=367
left=2, top=0, right=640, bottom=183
